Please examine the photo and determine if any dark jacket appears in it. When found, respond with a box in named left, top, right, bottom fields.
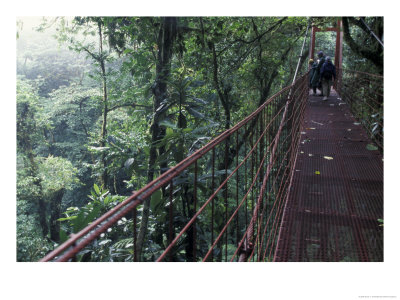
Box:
left=311, top=56, right=325, bottom=86
left=320, top=61, right=336, bottom=81
left=309, top=62, right=318, bottom=87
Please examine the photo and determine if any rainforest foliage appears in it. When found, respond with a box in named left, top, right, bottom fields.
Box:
left=16, top=16, right=383, bottom=261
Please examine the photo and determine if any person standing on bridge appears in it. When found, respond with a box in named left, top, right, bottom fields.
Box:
left=309, top=58, right=318, bottom=95
left=320, top=56, right=336, bottom=101
left=311, top=51, right=325, bottom=96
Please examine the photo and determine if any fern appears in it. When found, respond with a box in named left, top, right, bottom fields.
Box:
left=112, top=238, right=133, bottom=249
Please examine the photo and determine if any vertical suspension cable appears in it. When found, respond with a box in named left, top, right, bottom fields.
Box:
left=236, top=130, right=239, bottom=261
left=169, top=180, right=173, bottom=262
left=133, top=208, right=137, bottom=262
left=225, top=138, right=228, bottom=261
left=245, top=124, right=248, bottom=230
left=359, top=17, right=384, bottom=48
left=193, top=161, right=197, bottom=261
left=211, top=148, right=215, bottom=261
left=291, top=18, right=311, bottom=87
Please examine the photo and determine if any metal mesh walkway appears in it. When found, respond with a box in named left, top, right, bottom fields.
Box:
left=274, top=91, right=383, bottom=262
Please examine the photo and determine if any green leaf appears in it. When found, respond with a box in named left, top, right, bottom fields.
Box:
left=366, top=144, right=378, bottom=151
left=190, top=97, right=207, bottom=104
left=99, top=239, right=112, bottom=246
left=124, top=158, right=135, bottom=169
left=59, top=229, right=68, bottom=243
left=150, top=190, right=163, bottom=212
left=72, top=211, right=86, bottom=233
left=103, top=195, right=113, bottom=206
left=166, top=127, right=174, bottom=137
left=73, top=205, right=101, bottom=233
left=187, top=107, right=204, bottom=119
left=159, top=120, right=177, bottom=129
left=89, top=146, right=110, bottom=152
left=123, top=49, right=134, bottom=55
left=85, top=205, right=101, bottom=225
left=57, top=216, right=77, bottom=222
left=93, top=184, right=100, bottom=195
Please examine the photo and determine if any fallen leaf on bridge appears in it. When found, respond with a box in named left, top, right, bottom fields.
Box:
left=366, top=144, right=378, bottom=151
left=311, top=121, right=323, bottom=126
left=315, top=171, right=320, bottom=175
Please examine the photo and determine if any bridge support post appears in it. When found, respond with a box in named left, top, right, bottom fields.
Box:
left=310, top=19, right=343, bottom=70
left=334, top=20, right=343, bottom=72
left=310, top=26, right=316, bottom=61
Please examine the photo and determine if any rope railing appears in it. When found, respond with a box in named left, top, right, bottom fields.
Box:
left=40, top=74, right=309, bottom=262
left=335, top=68, right=383, bottom=151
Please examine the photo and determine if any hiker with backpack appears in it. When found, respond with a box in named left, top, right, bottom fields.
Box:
left=311, top=51, right=326, bottom=96
left=320, top=56, right=336, bottom=101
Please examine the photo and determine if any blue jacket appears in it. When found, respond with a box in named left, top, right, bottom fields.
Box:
left=320, top=61, right=336, bottom=80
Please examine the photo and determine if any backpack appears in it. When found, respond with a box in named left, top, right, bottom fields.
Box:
left=323, top=62, right=334, bottom=79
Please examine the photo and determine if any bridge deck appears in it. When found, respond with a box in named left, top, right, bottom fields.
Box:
left=274, top=91, right=383, bottom=262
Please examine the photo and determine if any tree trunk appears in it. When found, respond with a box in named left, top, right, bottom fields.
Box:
left=29, top=154, right=48, bottom=238
left=49, top=188, right=65, bottom=242
left=98, top=22, right=109, bottom=189
left=211, top=42, right=231, bottom=130
left=136, top=17, right=177, bottom=260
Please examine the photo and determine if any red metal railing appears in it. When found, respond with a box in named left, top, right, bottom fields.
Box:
left=335, top=68, right=383, bottom=151
left=40, top=74, right=309, bottom=262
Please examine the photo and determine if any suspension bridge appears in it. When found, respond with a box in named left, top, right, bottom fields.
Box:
left=40, top=21, right=383, bottom=262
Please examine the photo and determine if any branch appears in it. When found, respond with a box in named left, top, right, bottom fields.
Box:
left=342, top=17, right=383, bottom=70
left=81, top=43, right=108, bottom=64
left=81, top=46, right=100, bottom=62
left=215, top=17, right=287, bottom=58
left=199, top=17, right=206, bottom=48
left=231, top=17, right=288, bottom=45
left=348, top=17, right=371, bottom=35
